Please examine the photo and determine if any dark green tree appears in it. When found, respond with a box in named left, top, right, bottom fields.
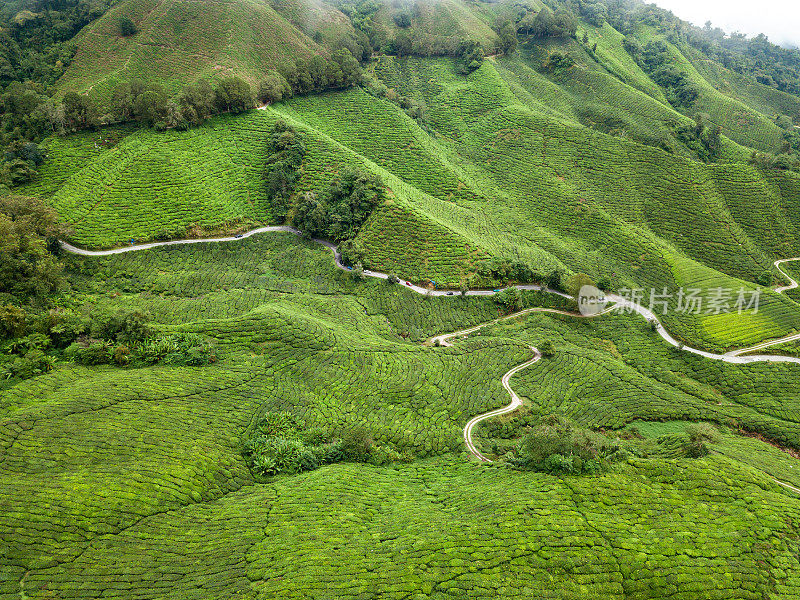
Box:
left=119, top=17, right=137, bottom=36
left=214, top=77, right=254, bottom=113
left=264, top=120, right=306, bottom=222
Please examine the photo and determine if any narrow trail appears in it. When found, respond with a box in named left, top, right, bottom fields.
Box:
left=60, top=230, right=800, bottom=485
left=775, top=257, right=800, bottom=294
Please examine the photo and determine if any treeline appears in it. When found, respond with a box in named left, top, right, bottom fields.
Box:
left=516, top=6, right=578, bottom=38
left=606, top=0, right=800, bottom=97
left=1, top=47, right=366, bottom=188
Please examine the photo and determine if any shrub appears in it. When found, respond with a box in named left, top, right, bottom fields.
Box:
left=0, top=304, right=26, bottom=338
left=540, top=340, right=556, bottom=357
left=340, top=425, right=373, bottom=461
left=113, top=344, right=131, bottom=365
left=301, top=426, right=331, bottom=446
left=135, top=333, right=216, bottom=366
left=686, top=422, right=718, bottom=444
left=1, top=348, right=54, bottom=380
left=255, top=411, right=303, bottom=438
left=542, top=52, right=575, bottom=73
left=89, top=307, right=153, bottom=344
left=352, top=262, right=365, bottom=280
left=119, top=17, right=137, bottom=37
left=494, top=287, right=523, bottom=311
left=69, top=339, right=112, bottom=365
left=510, top=415, right=618, bottom=474
left=566, top=273, right=596, bottom=300
left=545, top=268, right=564, bottom=291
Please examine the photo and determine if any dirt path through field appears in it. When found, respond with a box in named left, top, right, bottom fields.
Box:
left=775, top=257, right=800, bottom=294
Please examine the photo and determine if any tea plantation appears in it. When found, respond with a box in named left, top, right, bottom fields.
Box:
left=28, top=62, right=800, bottom=348
left=5, top=0, right=800, bottom=595
left=3, top=236, right=800, bottom=598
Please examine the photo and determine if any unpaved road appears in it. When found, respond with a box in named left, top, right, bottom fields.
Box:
left=775, top=258, right=800, bottom=294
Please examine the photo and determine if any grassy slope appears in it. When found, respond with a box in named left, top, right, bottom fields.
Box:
left=55, top=0, right=351, bottom=103
left=25, top=60, right=800, bottom=347
left=633, top=26, right=788, bottom=153
left=373, top=0, right=500, bottom=52
left=19, top=2, right=800, bottom=349
left=3, top=236, right=800, bottom=598
left=679, top=41, right=800, bottom=124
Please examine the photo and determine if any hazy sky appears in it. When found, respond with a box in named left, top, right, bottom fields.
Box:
left=648, top=0, right=800, bottom=48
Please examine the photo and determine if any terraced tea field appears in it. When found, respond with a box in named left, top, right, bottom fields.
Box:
left=4, top=235, right=800, bottom=598
left=7, top=0, right=800, bottom=593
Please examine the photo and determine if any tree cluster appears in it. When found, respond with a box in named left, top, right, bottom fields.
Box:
left=273, top=50, right=363, bottom=99
left=495, top=20, right=518, bottom=55
left=542, top=51, right=575, bottom=73
left=518, top=7, right=578, bottom=39
left=111, top=76, right=254, bottom=131
left=264, top=120, right=306, bottom=223
left=294, top=168, right=385, bottom=245
left=509, top=415, right=625, bottom=474
left=625, top=38, right=699, bottom=108
left=0, top=0, right=114, bottom=91
left=674, top=114, right=722, bottom=162
left=577, top=0, right=607, bottom=27
left=607, top=0, right=800, bottom=97
left=455, top=40, right=485, bottom=75
left=0, top=194, right=67, bottom=298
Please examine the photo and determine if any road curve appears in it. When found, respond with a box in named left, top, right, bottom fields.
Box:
left=60, top=231, right=800, bottom=364
left=775, top=258, right=800, bottom=294
left=463, top=348, right=540, bottom=462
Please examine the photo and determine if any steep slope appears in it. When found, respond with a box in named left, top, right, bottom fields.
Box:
left=22, top=56, right=800, bottom=348
left=55, top=0, right=355, bottom=102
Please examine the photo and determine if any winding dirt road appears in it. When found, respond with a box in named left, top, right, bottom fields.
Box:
left=60, top=230, right=800, bottom=469
left=775, top=258, right=800, bottom=294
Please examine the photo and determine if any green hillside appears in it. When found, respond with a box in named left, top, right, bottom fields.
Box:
left=22, top=53, right=800, bottom=348
left=5, top=0, right=800, bottom=597
left=54, top=0, right=355, bottom=102
left=3, top=236, right=800, bottom=598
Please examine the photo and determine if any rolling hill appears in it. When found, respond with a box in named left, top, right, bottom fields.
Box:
left=54, top=0, right=357, bottom=102
left=4, top=0, right=800, bottom=597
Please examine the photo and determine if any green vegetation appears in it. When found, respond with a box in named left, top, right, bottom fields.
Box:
left=2, top=236, right=800, bottom=598
left=4, top=0, right=800, bottom=596
left=625, top=38, right=700, bottom=108
left=295, top=166, right=384, bottom=242
left=0, top=194, right=66, bottom=297
left=509, top=414, right=629, bottom=473
left=243, top=411, right=411, bottom=477
left=264, top=119, right=306, bottom=222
